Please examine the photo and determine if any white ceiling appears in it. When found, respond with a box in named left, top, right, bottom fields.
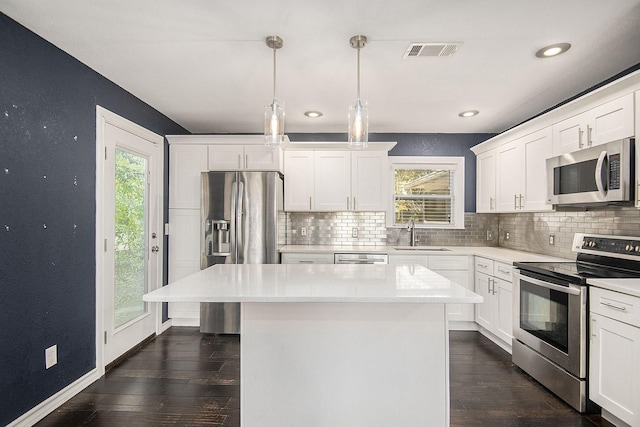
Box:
left=2, top=0, right=640, bottom=135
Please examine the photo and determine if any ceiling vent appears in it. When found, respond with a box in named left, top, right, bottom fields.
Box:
left=403, top=42, right=462, bottom=59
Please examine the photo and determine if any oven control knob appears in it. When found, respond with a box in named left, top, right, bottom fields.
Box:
left=626, top=244, right=635, bottom=252
left=589, top=241, right=596, bottom=248
left=582, top=240, right=588, bottom=248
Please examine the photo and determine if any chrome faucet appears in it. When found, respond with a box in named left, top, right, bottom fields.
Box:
left=407, top=218, right=417, bottom=246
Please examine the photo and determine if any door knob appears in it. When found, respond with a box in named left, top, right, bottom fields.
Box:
left=151, top=245, right=160, bottom=253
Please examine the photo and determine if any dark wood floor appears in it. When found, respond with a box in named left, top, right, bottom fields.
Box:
left=36, top=328, right=613, bottom=427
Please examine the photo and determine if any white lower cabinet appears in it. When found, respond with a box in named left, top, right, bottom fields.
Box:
left=390, top=254, right=474, bottom=326
left=167, top=208, right=201, bottom=325
left=589, top=286, right=640, bottom=426
left=474, top=257, right=513, bottom=349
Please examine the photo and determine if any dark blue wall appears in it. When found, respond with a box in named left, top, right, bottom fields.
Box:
left=288, top=133, right=495, bottom=212
left=0, top=13, right=187, bottom=425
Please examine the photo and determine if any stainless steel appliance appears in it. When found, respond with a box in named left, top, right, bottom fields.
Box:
left=200, top=171, right=284, bottom=334
left=334, top=253, right=389, bottom=264
left=514, top=233, right=640, bottom=412
left=546, top=138, right=634, bottom=206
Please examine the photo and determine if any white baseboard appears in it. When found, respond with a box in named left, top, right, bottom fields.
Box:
left=8, top=368, right=100, bottom=427
left=477, top=328, right=513, bottom=354
left=160, top=318, right=173, bottom=334
left=449, top=321, right=479, bottom=331
left=170, top=318, right=199, bottom=327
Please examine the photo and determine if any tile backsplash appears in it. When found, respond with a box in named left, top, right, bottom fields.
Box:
left=285, top=212, right=499, bottom=247
left=497, top=205, right=640, bottom=259
left=285, top=205, right=640, bottom=259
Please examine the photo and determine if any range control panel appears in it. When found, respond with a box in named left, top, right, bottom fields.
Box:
left=574, top=233, right=640, bottom=257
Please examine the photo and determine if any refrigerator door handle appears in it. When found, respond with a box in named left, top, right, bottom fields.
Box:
left=230, top=182, right=238, bottom=263
left=236, top=180, right=245, bottom=264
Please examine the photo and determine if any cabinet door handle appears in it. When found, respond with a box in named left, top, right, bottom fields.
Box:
left=309, top=196, right=312, bottom=210
left=487, top=278, right=491, bottom=294
left=591, top=316, right=597, bottom=339
left=490, top=197, right=494, bottom=211
left=353, top=197, right=356, bottom=211
left=238, top=154, right=242, bottom=169
left=601, top=301, right=627, bottom=311
left=514, top=194, right=518, bottom=210
left=586, top=125, right=592, bottom=146
left=519, top=194, right=524, bottom=209
left=578, top=128, right=584, bottom=148
left=245, top=154, right=249, bottom=169
left=347, top=196, right=350, bottom=210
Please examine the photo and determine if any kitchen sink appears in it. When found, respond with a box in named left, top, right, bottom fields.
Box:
left=393, top=246, right=451, bottom=251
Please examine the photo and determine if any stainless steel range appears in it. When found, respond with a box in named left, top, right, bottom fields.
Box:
left=514, top=233, right=640, bottom=412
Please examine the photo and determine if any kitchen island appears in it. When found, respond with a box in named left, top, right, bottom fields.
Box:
left=143, top=263, right=482, bottom=427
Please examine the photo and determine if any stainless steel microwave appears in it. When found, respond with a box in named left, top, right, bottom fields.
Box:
left=546, top=138, right=634, bottom=206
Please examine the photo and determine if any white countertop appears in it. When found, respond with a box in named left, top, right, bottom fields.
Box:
left=280, top=244, right=570, bottom=264
left=143, top=263, right=483, bottom=304
left=588, top=278, right=640, bottom=298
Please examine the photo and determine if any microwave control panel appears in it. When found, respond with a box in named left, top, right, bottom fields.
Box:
left=609, top=153, right=620, bottom=190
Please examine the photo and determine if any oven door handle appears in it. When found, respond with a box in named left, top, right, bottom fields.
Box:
left=519, top=274, right=582, bottom=296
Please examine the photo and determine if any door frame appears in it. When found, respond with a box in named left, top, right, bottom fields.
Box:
left=95, top=106, right=165, bottom=375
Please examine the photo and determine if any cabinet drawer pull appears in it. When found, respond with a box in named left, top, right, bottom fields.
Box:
left=477, top=263, right=489, bottom=268
left=601, top=301, right=627, bottom=312
left=497, top=267, right=511, bottom=275
left=298, top=260, right=314, bottom=264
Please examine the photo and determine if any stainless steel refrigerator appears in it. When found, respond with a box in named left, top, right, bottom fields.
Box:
left=200, top=171, right=283, bottom=334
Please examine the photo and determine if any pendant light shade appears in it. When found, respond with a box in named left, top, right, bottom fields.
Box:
left=348, top=35, right=368, bottom=149
left=264, top=36, right=284, bottom=147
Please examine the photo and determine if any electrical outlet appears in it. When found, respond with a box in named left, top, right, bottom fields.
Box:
left=505, top=231, right=510, bottom=241
left=300, top=226, right=307, bottom=237
left=486, top=230, right=493, bottom=240
left=549, top=234, right=555, bottom=246
left=45, top=345, right=57, bottom=369
left=352, top=227, right=358, bottom=238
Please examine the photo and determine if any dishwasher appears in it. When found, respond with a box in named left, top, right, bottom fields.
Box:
left=334, top=253, right=388, bottom=264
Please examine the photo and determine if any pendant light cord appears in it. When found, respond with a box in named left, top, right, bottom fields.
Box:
left=272, top=46, right=277, bottom=101
left=356, top=46, right=360, bottom=101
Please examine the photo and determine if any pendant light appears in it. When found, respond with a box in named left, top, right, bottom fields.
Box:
left=264, top=36, right=284, bottom=147
left=348, top=35, right=368, bottom=149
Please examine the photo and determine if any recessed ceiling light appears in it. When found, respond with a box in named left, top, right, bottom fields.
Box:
left=304, top=111, right=323, bottom=118
left=535, top=43, right=571, bottom=58
left=458, top=110, right=479, bottom=118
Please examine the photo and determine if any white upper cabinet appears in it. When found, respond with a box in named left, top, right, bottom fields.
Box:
left=314, top=151, right=351, bottom=211
left=476, top=150, right=496, bottom=213
left=284, top=151, right=315, bottom=211
left=284, top=145, right=392, bottom=212
left=169, top=144, right=208, bottom=209
left=495, top=127, right=553, bottom=212
left=351, top=151, right=388, bottom=211
left=495, top=142, right=522, bottom=212
left=208, top=144, right=283, bottom=172
left=552, top=93, right=634, bottom=156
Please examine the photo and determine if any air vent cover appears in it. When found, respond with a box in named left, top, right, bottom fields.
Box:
left=403, top=42, right=462, bottom=58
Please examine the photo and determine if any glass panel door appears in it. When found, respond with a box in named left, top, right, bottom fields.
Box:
left=114, top=149, right=149, bottom=328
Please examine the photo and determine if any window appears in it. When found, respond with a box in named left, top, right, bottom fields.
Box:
left=388, top=157, right=464, bottom=229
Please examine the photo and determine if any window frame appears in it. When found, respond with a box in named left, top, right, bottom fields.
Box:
left=387, top=156, right=465, bottom=229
